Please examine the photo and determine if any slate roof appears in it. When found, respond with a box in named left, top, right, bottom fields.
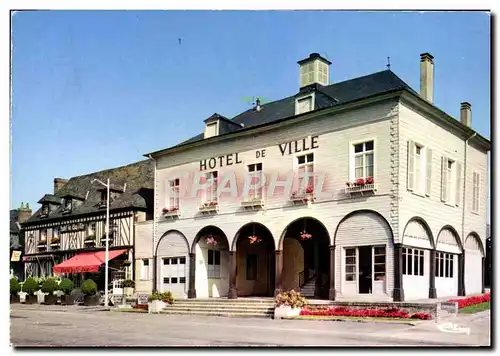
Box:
left=171, top=70, right=416, bottom=149
left=23, top=159, right=154, bottom=225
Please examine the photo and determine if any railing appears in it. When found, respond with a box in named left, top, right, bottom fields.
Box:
left=344, top=183, right=378, bottom=194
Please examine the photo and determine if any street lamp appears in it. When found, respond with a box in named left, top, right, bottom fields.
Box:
left=91, top=178, right=110, bottom=307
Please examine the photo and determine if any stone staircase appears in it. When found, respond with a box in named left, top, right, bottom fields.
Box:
left=300, top=279, right=316, bottom=298
left=160, top=298, right=275, bottom=318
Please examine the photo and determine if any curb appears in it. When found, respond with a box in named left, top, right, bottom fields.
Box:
left=282, top=316, right=427, bottom=326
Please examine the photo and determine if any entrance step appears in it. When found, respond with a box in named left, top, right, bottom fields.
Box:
left=300, top=280, right=316, bottom=297
left=163, top=298, right=275, bottom=318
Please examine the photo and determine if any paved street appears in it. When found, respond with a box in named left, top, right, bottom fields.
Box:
left=10, top=305, right=490, bottom=347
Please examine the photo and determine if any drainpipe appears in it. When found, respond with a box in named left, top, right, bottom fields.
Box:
left=148, top=154, right=158, bottom=293
left=460, top=132, right=476, bottom=296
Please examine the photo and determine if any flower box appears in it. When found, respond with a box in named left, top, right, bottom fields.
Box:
left=148, top=300, right=166, bottom=314
left=241, top=196, right=264, bottom=208
left=162, top=207, right=180, bottom=217
left=274, top=305, right=302, bottom=319
left=199, top=201, right=218, bottom=213
left=290, top=192, right=311, bottom=204
left=344, top=183, right=378, bottom=195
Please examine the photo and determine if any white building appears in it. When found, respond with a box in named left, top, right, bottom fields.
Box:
left=138, top=52, right=490, bottom=302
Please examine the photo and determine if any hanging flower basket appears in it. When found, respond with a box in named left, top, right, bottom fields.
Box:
left=248, top=235, right=262, bottom=244
left=300, top=231, right=312, bottom=240
left=206, top=237, right=218, bottom=246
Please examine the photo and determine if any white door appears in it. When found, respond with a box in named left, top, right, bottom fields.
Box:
left=161, top=256, right=187, bottom=298
left=465, top=251, right=482, bottom=296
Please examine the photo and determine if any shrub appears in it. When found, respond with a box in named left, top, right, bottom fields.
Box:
left=41, top=278, right=59, bottom=294
left=22, top=277, right=39, bottom=295
left=448, top=293, right=490, bottom=309
left=122, top=279, right=135, bottom=288
left=10, top=278, right=21, bottom=295
left=81, top=279, right=97, bottom=296
left=275, top=290, right=308, bottom=309
left=148, top=291, right=175, bottom=304
left=299, top=306, right=433, bottom=320
left=58, top=278, right=74, bottom=295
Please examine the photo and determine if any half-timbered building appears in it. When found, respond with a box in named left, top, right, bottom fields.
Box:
left=21, top=160, right=154, bottom=289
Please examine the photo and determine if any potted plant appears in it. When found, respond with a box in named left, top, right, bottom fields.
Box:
left=10, top=278, right=21, bottom=303
left=59, top=278, right=75, bottom=305
left=81, top=279, right=99, bottom=306
left=41, top=278, right=58, bottom=305
left=122, top=279, right=135, bottom=296
left=147, top=291, right=175, bottom=313
left=274, top=290, right=308, bottom=319
left=22, top=277, right=39, bottom=304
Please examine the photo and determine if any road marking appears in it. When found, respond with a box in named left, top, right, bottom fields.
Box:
left=437, top=322, right=471, bottom=335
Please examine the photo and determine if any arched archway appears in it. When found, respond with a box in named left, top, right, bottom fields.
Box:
left=191, top=226, right=230, bottom=298
left=435, top=226, right=463, bottom=298
left=401, top=217, right=435, bottom=300
left=230, top=222, right=275, bottom=298
left=279, top=217, right=331, bottom=299
left=464, top=232, right=485, bottom=295
left=334, top=210, right=395, bottom=299
left=155, top=230, right=189, bottom=298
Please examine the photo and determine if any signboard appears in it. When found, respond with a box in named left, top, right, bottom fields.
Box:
left=11, top=250, right=21, bottom=262
left=138, top=294, right=149, bottom=305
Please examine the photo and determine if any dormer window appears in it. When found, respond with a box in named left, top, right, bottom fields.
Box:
left=62, top=198, right=72, bottom=213
left=295, top=94, right=315, bottom=115
left=41, top=204, right=49, bottom=217
left=205, top=122, right=218, bottom=139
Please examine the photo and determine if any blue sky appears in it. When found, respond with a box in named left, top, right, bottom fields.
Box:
left=11, top=10, right=491, bottom=220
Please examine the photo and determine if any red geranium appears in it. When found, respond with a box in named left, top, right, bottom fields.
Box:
left=448, top=293, right=490, bottom=309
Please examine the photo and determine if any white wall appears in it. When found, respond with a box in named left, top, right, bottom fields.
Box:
left=134, top=221, right=153, bottom=293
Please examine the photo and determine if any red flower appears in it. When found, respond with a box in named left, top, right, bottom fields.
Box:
left=356, top=178, right=365, bottom=185
left=306, top=186, right=314, bottom=194
left=299, top=306, right=432, bottom=320
left=366, top=176, right=374, bottom=184
left=448, top=293, right=490, bottom=309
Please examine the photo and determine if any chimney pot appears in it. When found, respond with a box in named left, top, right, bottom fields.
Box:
left=54, top=178, right=68, bottom=194
left=420, top=52, right=434, bottom=103
left=460, top=102, right=472, bottom=127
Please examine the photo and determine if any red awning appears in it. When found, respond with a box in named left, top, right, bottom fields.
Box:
left=52, top=249, right=128, bottom=274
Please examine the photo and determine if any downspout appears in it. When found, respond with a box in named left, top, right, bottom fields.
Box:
left=148, top=154, right=158, bottom=292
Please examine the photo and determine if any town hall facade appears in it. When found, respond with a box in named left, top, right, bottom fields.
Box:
left=137, top=52, right=490, bottom=302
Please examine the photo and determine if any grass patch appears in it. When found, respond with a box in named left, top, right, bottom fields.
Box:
left=287, top=315, right=418, bottom=323
left=459, top=302, right=490, bottom=314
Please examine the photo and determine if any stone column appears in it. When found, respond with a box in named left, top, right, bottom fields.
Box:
left=481, top=256, right=486, bottom=293
left=228, top=251, right=238, bottom=299
left=392, top=243, right=405, bottom=301
left=458, top=254, right=465, bottom=296
left=274, top=250, right=283, bottom=296
left=329, top=245, right=336, bottom=300
left=428, top=249, right=437, bottom=298
left=187, top=253, right=196, bottom=299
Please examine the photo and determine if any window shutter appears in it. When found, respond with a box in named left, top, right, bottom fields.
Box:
left=425, top=148, right=432, bottom=196
left=441, top=156, right=448, bottom=202
left=455, top=162, right=462, bottom=206
left=407, top=140, right=415, bottom=191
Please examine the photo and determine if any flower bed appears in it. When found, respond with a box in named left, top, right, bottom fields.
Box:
left=133, top=304, right=148, bottom=311
left=448, top=293, right=490, bottom=309
left=300, top=306, right=432, bottom=320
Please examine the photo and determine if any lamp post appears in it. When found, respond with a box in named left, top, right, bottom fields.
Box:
left=91, top=178, right=110, bottom=307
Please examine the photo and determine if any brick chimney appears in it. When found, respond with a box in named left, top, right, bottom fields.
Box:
left=460, top=102, right=472, bottom=127
left=420, top=53, right=434, bottom=103
left=18, top=202, right=32, bottom=223
left=54, top=178, right=68, bottom=194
